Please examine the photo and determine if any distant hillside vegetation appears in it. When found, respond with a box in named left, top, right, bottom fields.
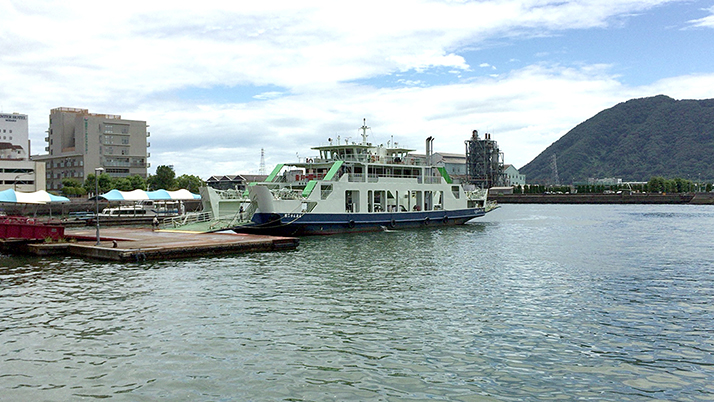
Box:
left=519, top=95, right=714, bottom=184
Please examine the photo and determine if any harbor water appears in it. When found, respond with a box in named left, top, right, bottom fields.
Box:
left=2, top=204, right=713, bottom=401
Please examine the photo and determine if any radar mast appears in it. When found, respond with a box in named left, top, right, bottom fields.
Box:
left=359, top=118, right=370, bottom=145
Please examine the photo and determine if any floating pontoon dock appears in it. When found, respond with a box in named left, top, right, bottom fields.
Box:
left=1, top=227, right=298, bottom=262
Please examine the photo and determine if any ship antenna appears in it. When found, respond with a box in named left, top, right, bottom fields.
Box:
left=259, top=148, right=266, bottom=175
left=360, top=118, right=370, bottom=145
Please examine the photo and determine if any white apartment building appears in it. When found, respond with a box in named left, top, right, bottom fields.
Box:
left=0, top=112, right=45, bottom=191
left=33, top=108, right=149, bottom=191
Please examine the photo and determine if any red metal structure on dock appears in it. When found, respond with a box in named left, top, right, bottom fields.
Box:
left=0, top=216, right=65, bottom=241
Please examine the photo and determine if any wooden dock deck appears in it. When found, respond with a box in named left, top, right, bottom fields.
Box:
left=2, top=227, right=298, bottom=262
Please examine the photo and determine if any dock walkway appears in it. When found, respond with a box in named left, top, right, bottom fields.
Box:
left=2, top=227, right=298, bottom=262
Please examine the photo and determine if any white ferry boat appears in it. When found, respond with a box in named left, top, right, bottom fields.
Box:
left=231, top=120, right=488, bottom=236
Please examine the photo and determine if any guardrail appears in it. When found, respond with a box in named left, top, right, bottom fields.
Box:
left=162, top=211, right=213, bottom=228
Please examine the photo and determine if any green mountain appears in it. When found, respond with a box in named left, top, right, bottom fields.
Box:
left=519, top=95, right=714, bottom=184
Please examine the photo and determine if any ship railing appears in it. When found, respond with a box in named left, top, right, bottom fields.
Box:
left=215, top=189, right=244, bottom=199
left=162, top=211, right=213, bottom=228
left=289, top=173, right=327, bottom=184
left=423, top=176, right=444, bottom=184
left=466, top=188, right=488, bottom=200
left=243, top=202, right=257, bottom=220
left=226, top=202, right=257, bottom=227
left=271, top=187, right=304, bottom=200
left=349, top=172, right=430, bottom=182
left=314, top=155, right=428, bottom=165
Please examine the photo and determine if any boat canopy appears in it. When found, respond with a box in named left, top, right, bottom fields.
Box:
left=100, top=189, right=201, bottom=201
left=0, top=189, right=71, bottom=204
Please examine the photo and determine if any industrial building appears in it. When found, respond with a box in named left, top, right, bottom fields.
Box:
left=408, top=131, right=525, bottom=188
left=465, top=130, right=506, bottom=188
left=0, top=112, right=45, bottom=191
left=33, top=108, right=149, bottom=191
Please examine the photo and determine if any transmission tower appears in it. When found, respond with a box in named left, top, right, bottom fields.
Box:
left=259, top=148, right=266, bottom=175
left=550, top=154, right=560, bottom=186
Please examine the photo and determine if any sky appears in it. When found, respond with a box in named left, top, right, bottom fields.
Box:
left=2, top=0, right=713, bottom=178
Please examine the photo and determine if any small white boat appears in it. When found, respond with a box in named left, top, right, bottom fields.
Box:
left=99, top=200, right=183, bottom=218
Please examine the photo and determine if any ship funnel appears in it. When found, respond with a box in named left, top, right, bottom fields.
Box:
left=425, top=136, right=434, bottom=165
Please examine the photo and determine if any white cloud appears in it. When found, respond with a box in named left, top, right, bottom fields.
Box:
left=253, top=92, right=284, bottom=100
left=142, top=64, right=714, bottom=177
left=1, top=0, right=709, bottom=178
left=687, top=6, right=714, bottom=28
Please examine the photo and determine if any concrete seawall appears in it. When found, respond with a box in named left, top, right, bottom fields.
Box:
left=490, top=193, right=714, bottom=204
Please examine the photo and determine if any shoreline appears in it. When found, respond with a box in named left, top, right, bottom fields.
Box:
left=490, top=192, right=714, bottom=204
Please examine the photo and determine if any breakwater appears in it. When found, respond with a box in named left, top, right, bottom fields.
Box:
left=490, top=192, right=714, bottom=204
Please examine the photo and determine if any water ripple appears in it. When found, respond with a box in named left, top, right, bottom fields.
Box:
left=2, top=205, right=714, bottom=400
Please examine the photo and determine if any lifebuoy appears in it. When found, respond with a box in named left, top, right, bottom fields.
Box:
left=347, top=220, right=355, bottom=229
left=389, top=219, right=396, bottom=228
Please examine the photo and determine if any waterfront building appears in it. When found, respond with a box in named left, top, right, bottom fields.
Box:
left=410, top=152, right=522, bottom=188
left=504, top=164, right=526, bottom=186
left=206, top=174, right=268, bottom=191
left=407, top=152, right=468, bottom=180
left=0, top=112, right=45, bottom=191
left=433, top=153, right=468, bottom=177
left=587, top=177, right=623, bottom=186
left=32, top=108, right=149, bottom=191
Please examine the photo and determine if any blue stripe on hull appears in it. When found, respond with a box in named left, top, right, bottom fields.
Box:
left=232, top=209, right=486, bottom=236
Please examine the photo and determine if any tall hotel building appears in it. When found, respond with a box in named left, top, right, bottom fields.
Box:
left=0, top=112, right=45, bottom=191
left=34, top=108, right=149, bottom=191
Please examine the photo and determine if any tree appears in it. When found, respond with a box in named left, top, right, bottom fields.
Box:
left=648, top=176, right=665, bottom=193
left=62, top=178, right=82, bottom=188
left=114, top=177, right=133, bottom=191
left=84, top=173, right=113, bottom=195
left=147, top=165, right=177, bottom=190
left=128, top=175, right=147, bottom=191
left=61, top=178, right=87, bottom=197
left=176, top=174, right=204, bottom=193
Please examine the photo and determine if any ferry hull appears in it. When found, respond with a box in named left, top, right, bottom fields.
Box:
left=231, top=208, right=486, bottom=236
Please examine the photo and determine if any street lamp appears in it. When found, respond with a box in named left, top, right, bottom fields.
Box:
left=13, top=173, right=32, bottom=191
left=95, top=167, right=104, bottom=245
